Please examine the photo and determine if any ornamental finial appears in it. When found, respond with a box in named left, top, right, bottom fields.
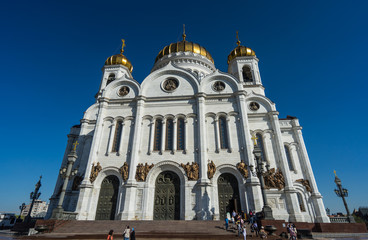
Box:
left=251, top=134, right=258, bottom=146
left=182, top=24, right=186, bottom=41
left=334, top=170, right=337, bottom=177
left=120, top=39, right=126, bottom=54
left=73, top=141, right=79, bottom=151
left=236, top=31, right=241, bottom=46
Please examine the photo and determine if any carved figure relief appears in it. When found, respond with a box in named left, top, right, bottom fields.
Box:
left=118, top=86, right=130, bottom=96
left=236, top=160, right=249, bottom=178
left=249, top=102, right=260, bottom=111
left=163, top=78, right=179, bottom=91
left=119, top=162, right=129, bottom=181
left=72, top=175, right=84, bottom=191
left=181, top=162, right=199, bottom=180
left=263, top=168, right=285, bottom=190
left=135, top=163, right=154, bottom=181
left=207, top=160, right=216, bottom=179
left=90, top=162, right=102, bottom=183
left=296, top=179, right=312, bottom=193
left=213, top=81, right=225, bottom=92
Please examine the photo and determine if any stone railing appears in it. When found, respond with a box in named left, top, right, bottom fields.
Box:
left=329, top=216, right=349, bottom=223
left=59, top=211, right=78, bottom=220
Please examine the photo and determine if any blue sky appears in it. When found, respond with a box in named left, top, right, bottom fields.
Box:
left=1, top=0, right=367, bottom=215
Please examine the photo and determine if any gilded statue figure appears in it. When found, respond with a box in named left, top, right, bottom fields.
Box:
left=296, top=179, right=312, bottom=193
left=263, top=168, right=285, bottom=190
left=181, top=162, right=199, bottom=180
left=90, top=162, right=102, bottom=183
left=119, top=162, right=129, bottom=181
left=236, top=160, right=249, bottom=178
left=207, top=160, right=216, bottom=179
left=135, top=163, right=154, bottom=181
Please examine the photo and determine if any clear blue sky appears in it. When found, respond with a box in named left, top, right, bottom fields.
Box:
left=1, top=0, right=367, bottom=215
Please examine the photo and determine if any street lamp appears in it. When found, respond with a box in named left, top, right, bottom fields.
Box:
left=18, top=203, right=26, bottom=220
left=251, top=134, right=274, bottom=220
left=25, top=176, right=42, bottom=223
left=333, top=170, right=354, bottom=223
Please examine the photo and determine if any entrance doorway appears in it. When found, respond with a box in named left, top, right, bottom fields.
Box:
left=95, top=175, right=119, bottom=220
left=218, top=173, right=241, bottom=220
left=153, top=171, right=180, bottom=220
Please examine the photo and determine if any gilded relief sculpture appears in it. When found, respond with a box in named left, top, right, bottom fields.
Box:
left=236, top=160, right=249, bottom=178
left=90, top=162, right=102, bottom=183
left=207, top=160, right=216, bottom=179
left=296, top=179, right=313, bottom=193
left=135, top=163, right=154, bottom=181
left=181, top=162, right=199, bottom=180
left=119, top=162, right=129, bottom=181
left=263, top=168, right=285, bottom=190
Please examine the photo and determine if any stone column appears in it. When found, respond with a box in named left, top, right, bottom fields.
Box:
left=226, top=117, right=233, bottom=152
left=172, top=118, right=177, bottom=153
left=235, top=91, right=262, bottom=212
left=160, top=119, right=166, bottom=154
left=214, top=117, right=221, bottom=153
left=267, top=111, right=303, bottom=222
left=118, top=121, right=125, bottom=155
left=121, top=96, right=145, bottom=220
left=148, top=119, right=155, bottom=155
left=184, top=118, right=188, bottom=154
left=107, top=122, right=116, bottom=155
left=291, top=119, right=330, bottom=223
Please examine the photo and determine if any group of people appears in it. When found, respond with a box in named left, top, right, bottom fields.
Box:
left=287, top=222, right=298, bottom=240
left=106, top=225, right=136, bottom=240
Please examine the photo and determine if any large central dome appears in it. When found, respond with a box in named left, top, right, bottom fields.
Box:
left=154, top=40, right=214, bottom=64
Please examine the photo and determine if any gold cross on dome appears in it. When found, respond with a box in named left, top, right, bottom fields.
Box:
left=182, top=24, right=186, bottom=41
left=334, top=170, right=337, bottom=177
left=121, top=39, right=126, bottom=54
left=73, top=141, right=79, bottom=151
left=236, top=31, right=241, bottom=46
left=251, top=134, right=258, bottom=146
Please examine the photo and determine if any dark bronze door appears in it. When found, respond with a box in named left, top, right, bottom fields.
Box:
left=153, top=171, right=180, bottom=220
left=218, top=173, right=241, bottom=220
left=95, top=175, right=119, bottom=220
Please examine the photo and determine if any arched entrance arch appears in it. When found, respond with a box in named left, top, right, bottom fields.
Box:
left=95, top=175, right=119, bottom=220
left=153, top=171, right=180, bottom=220
left=217, top=173, right=241, bottom=220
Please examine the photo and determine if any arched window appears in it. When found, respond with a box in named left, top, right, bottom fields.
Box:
left=112, top=120, right=123, bottom=152
left=256, top=133, right=266, bottom=161
left=219, top=116, right=229, bottom=149
left=177, top=118, right=185, bottom=151
left=297, top=192, right=306, bottom=212
left=242, top=65, right=253, bottom=82
left=284, top=145, right=294, bottom=171
left=153, top=119, right=162, bottom=151
left=165, top=119, right=174, bottom=150
left=106, top=73, right=116, bottom=85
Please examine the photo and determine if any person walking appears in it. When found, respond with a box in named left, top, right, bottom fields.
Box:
left=225, top=216, right=229, bottom=231
left=130, top=227, right=136, bottom=240
left=242, top=226, right=247, bottom=240
left=259, top=226, right=267, bottom=239
left=123, top=225, right=130, bottom=240
left=107, top=230, right=114, bottom=240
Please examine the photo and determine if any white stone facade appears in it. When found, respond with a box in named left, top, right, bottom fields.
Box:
left=46, top=41, right=330, bottom=223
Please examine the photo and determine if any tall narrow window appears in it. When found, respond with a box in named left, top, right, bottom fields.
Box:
left=107, top=73, right=115, bottom=85
left=153, top=119, right=162, bottom=151
left=165, top=119, right=174, bottom=150
left=297, top=192, right=306, bottom=212
left=242, top=66, right=253, bottom=82
left=177, top=118, right=185, bottom=150
left=284, top=145, right=294, bottom=171
left=219, top=116, right=229, bottom=149
left=256, top=133, right=266, bottom=161
left=112, top=121, right=122, bottom=152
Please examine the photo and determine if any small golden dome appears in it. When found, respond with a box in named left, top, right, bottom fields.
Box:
left=105, top=39, right=133, bottom=73
left=227, top=31, right=256, bottom=64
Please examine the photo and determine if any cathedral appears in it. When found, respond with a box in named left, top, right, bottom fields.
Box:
left=46, top=32, right=330, bottom=223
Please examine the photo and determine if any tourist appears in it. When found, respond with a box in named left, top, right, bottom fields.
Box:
left=252, top=222, right=259, bottom=237
left=107, top=230, right=113, bottom=240
left=259, top=226, right=267, bottom=239
left=225, top=216, right=229, bottom=231
left=123, top=225, right=130, bottom=240
left=130, top=227, right=136, bottom=240
left=242, top=226, right=247, bottom=240
left=289, top=225, right=297, bottom=240
left=237, top=219, right=242, bottom=237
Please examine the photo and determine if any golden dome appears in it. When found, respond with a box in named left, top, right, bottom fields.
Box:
left=227, top=32, right=256, bottom=64
left=155, top=32, right=214, bottom=64
left=105, top=39, right=133, bottom=72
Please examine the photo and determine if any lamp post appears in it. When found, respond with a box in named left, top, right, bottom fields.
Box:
left=333, top=170, right=354, bottom=223
left=52, top=141, right=78, bottom=219
left=18, top=203, right=26, bottom=220
left=251, top=135, right=274, bottom=220
left=25, top=176, right=42, bottom=223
